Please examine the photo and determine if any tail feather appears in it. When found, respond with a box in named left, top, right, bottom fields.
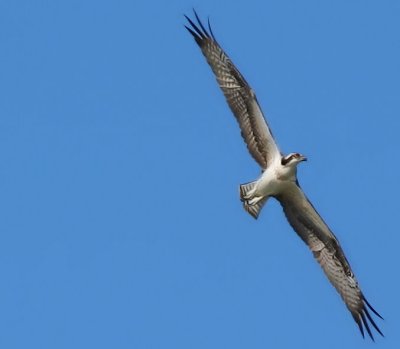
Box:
left=239, top=181, right=268, bottom=219
left=243, top=197, right=268, bottom=219
left=239, top=181, right=257, bottom=200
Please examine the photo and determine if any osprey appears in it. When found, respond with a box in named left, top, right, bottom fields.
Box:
left=185, top=11, right=383, bottom=340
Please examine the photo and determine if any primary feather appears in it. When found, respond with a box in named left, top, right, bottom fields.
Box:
left=185, top=10, right=383, bottom=339
left=185, top=11, right=280, bottom=169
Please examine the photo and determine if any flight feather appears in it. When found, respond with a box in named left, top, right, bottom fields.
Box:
left=275, top=182, right=383, bottom=340
left=185, top=11, right=280, bottom=169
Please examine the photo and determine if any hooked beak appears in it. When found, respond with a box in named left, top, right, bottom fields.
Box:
left=300, top=155, right=307, bottom=162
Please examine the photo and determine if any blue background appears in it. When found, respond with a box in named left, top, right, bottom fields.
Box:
left=0, top=0, right=398, bottom=348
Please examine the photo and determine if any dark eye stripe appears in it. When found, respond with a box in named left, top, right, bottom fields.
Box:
left=281, top=154, right=293, bottom=165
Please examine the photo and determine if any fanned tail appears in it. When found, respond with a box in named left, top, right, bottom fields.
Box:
left=243, top=197, right=268, bottom=219
left=239, top=181, right=268, bottom=219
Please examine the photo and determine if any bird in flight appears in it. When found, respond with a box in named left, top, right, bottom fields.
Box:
left=185, top=10, right=383, bottom=340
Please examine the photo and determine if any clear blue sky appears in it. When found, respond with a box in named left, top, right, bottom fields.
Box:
left=0, top=1, right=399, bottom=348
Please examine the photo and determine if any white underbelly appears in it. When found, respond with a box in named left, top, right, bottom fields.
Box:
left=254, top=171, right=282, bottom=197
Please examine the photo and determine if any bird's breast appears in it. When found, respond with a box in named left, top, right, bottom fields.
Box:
left=255, top=169, right=283, bottom=197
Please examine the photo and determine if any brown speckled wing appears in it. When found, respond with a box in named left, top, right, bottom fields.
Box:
left=275, top=182, right=383, bottom=340
left=185, top=11, right=280, bottom=169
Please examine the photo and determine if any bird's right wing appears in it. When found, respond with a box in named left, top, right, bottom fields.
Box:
left=275, top=181, right=383, bottom=340
left=185, top=11, right=280, bottom=169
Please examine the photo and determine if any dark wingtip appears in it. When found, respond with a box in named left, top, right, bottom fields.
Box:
left=361, top=312, right=375, bottom=341
left=364, top=307, right=384, bottom=338
left=207, top=16, right=217, bottom=41
left=353, top=296, right=384, bottom=341
left=184, top=9, right=215, bottom=44
left=184, top=25, right=199, bottom=41
left=363, top=295, right=384, bottom=320
left=184, top=14, right=205, bottom=38
left=356, top=316, right=365, bottom=339
left=194, top=10, right=211, bottom=38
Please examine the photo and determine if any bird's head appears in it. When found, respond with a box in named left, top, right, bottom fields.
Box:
left=281, top=152, right=307, bottom=167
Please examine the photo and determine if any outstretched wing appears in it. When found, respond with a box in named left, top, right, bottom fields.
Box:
left=275, top=182, right=383, bottom=340
left=185, top=11, right=280, bottom=170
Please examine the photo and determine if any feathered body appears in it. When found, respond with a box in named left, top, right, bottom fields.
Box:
left=185, top=11, right=383, bottom=340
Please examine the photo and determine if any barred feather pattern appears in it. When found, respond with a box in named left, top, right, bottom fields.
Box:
left=276, top=182, right=383, bottom=340
left=185, top=11, right=280, bottom=169
left=185, top=11, right=383, bottom=340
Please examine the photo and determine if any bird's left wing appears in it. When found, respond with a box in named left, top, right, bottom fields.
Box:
left=184, top=11, right=280, bottom=170
left=275, top=182, right=383, bottom=340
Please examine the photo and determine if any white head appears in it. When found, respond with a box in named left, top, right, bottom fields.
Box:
left=281, top=152, right=307, bottom=167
